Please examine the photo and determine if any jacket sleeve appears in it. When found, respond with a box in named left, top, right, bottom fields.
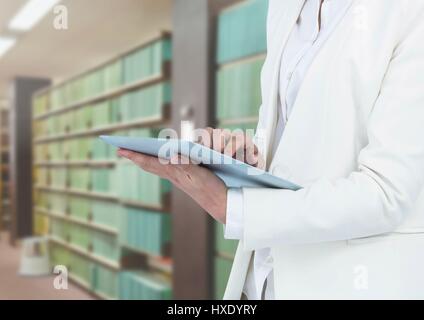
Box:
left=242, top=8, right=424, bottom=251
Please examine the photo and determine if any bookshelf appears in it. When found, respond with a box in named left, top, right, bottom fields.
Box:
left=0, top=104, right=10, bottom=232
left=213, top=0, right=268, bottom=299
left=32, top=33, right=174, bottom=300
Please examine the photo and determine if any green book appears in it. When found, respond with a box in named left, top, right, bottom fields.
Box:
left=92, top=264, right=118, bottom=298
left=216, top=0, right=268, bottom=64
left=216, top=57, right=264, bottom=121
left=50, top=243, right=71, bottom=268
left=123, top=38, right=172, bottom=85
left=69, top=252, right=92, bottom=285
left=119, top=271, right=172, bottom=300
left=109, top=98, right=121, bottom=123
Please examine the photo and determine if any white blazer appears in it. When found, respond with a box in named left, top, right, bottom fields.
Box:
left=224, top=0, right=424, bottom=299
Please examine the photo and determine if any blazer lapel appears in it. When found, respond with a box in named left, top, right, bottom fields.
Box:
left=260, top=0, right=307, bottom=168
left=268, top=0, right=356, bottom=172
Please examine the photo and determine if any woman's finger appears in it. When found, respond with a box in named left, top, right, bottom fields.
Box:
left=212, top=129, right=231, bottom=153
left=245, top=143, right=259, bottom=167
left=196, top=127, right=214, bottom=148
left=223, top=133, right=246, bottom=160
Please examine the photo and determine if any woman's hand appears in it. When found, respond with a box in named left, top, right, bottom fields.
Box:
left=117, top=149, right=228, bottom=224
left=197, top=127, right=265, bottom=169
left=118, top=128, right=264, bottom=224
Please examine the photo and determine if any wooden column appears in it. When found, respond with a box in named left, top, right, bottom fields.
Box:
left=171, top=0, right=241, bottom=300
left=172, top=0, right=214, bottom=299
left=9, top=77, right=50, bottom=245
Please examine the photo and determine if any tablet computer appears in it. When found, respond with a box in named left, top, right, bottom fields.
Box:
left=100, top=135, right=301, bottom=190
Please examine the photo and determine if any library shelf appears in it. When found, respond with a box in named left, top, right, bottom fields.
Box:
left=216, top=52, right=266, bottom=70
left=35, top=206, right=118, bottom=235
left=33, top=31, right=171, bottom=96
left=33, top=106, right=171, bottom=144
left=68, top=272, right=91, bottom=290
left=35, top=185, right=171, bottom=213
left=122, top=243, right=170, bottom=262
left=33, top=67, right=171, bottom=121
left=34, top=160, right=116, bottom=168
left=219, top=0, right=249, bottom=14
left=49, top=236, right=120, bottom=271
left=35, top=185, right=119, bottom=202
left=92, top=290, right=114, bottom=301
left=121, top=198, right=170, bottom=213
left=218, top=116, right=259, bottom=126
left=32, top=31, right=174, bottom=299
left=67, top=273, right=114, bottom=300
left=147, top=256, right=173, bottom=275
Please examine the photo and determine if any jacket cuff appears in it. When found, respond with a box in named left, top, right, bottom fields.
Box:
left=224, top=188, right=244, bottom=240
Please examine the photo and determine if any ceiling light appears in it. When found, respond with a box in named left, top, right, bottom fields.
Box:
left=0, top=37, right=17, bottom=58
left=9, top=0, right=61, bottom=32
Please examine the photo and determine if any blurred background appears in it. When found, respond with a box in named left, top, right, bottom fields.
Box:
left=0, top=0, right=267, bottom=299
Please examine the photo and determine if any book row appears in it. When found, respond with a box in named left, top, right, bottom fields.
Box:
left=34, top=212, right=49, bottom=235
left=116, top=161, right=171, bottom=207
left=39, top=193, right=120, bottom=230
left=50, top=245, right=118, bottom=299
left=35, top=163, right=170, bottom=207
left=35, top=192, right=171, bottom=257
left=33, top=128, right=161, bottom=162
left=50, top=217, right=120, bottom=261
left=216, top=0, right=268, bottom=64
left=51, top=243, right=173, bottom=300
left=35, top=167, right=116, bottom=195
left=33, top=137, right=114, bottom=162
left=33, top=81, right=170, bottom=139
left=123, top=37, right=172, bottom=86
left=92, top=263, right=119, bottom=299
left=120, top=207, right=171, bottom=256
left=119, top=271, right=172, bottom=300
left=50, top=244, right=93, bottom=286
left=216, top=57, right=264, bottom=121
left=33, top=37, right=171, bottom=115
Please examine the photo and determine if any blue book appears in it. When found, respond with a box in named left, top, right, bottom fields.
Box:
left=100, top=136, right=301, bottom=190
